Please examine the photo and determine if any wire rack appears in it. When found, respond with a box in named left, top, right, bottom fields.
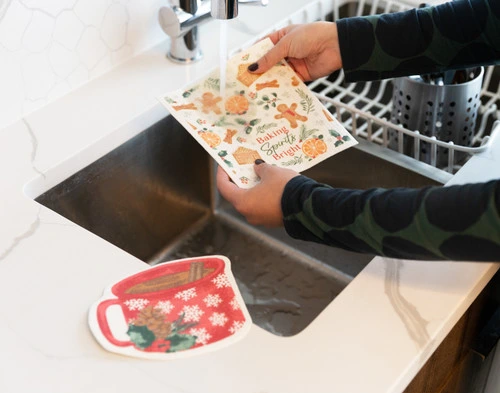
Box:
left=263, top=0, right=500, bottom=177
left=313, top=0, right=499, bottom=175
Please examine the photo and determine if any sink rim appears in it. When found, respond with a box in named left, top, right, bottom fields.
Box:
left=23, top=103, right=169, bottom=200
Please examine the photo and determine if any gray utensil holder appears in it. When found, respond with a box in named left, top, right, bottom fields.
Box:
left=389, top=67, right=484, bottom=167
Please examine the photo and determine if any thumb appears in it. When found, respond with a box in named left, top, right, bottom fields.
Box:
left=248, top=40, right=289, bottom=74
left=254, top=159, right=301, bottom=182
left=253, top=159, right=271, bottom=178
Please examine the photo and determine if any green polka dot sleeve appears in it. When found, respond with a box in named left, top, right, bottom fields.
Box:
left=337, top=0, right=500, bottom=82
left=281, top=176, right=500, bottom=261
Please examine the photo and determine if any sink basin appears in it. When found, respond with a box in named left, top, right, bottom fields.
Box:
left=34, top=114, right=441, bottom=336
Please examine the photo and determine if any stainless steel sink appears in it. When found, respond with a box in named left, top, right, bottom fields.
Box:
left=35, top=114, right=440, bottom=336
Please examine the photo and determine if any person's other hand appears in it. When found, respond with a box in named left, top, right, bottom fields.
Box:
left=216, top=161, right=300, bottom=227
left=248, top=22, right=342, bottom=81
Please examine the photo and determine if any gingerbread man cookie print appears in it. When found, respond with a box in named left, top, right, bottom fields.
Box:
left=198, top=92, right=223, bottom=115
left=274, top=103, right=308, bottom=128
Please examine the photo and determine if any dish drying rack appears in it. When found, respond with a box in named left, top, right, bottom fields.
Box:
left=310, top=65, right=498, bottom=175
left=269, top=0, right=500, bottom=182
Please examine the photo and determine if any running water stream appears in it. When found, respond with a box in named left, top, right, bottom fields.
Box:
left=219, top=20, right=228, bottom=98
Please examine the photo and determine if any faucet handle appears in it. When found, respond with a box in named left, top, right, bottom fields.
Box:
left=159, top=1, right=211, bottom=38
left=159, top=6, right=186, bottom=37
left=239, top=0, right=268, bottom=5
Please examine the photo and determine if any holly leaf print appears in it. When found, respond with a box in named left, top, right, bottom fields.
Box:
left=166, top=333, right=197, bottom=352
left=257, top=93, right=279, bottom=110
left=234, top=118, right=261, bottom=134
left=329, top=129, right=340, bottom=138
left=182, top=87, right=197, bottom=98
left=127, top=324, right=155, bottom=349
left=213, top=116, right=233, bottom=127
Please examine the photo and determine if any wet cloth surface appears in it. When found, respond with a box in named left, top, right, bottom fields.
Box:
left=159, top=39, right=356, bottom=188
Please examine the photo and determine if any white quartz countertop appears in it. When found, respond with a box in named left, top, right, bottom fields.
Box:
left=0, top=1, right=499, bottom=392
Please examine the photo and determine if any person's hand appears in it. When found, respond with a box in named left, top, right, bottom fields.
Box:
left=216, top=161, right=300, bottom=227
left=248, top=22, right=342, bottom=81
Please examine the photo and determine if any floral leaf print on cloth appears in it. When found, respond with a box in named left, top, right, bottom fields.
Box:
left=204, top=77, right=220, bottom=91
left=330, top=129, right=352, bottom=147
left=298, top=124, right=321, bottom=142
left=257, top=93, right=279, bottom=110
left=296, top=88, right=315, bottom=114
left=159, top=38, right=357, bottom=189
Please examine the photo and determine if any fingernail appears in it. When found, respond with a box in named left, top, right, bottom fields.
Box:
left=248, top=63, right=259, bottom=72
left=254, top=159, right=265, bottom=165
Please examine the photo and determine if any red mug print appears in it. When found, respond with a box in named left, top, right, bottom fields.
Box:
left=89, top=255, right=251, bottom=359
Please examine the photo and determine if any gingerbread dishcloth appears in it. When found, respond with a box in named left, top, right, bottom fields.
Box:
left=159, top=38, right=357, bottom=189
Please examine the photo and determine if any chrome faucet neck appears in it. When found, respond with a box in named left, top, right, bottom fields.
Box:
left=159, top=0, right=266, bottom=64
left=211, top=0, right=238, bottom=19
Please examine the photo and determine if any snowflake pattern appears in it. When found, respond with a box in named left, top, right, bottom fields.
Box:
left=229, top=320, right=245, bottom=334
left=181, top=305, right=204, bottom=322
left=229, top=297, right=240, bottom=310
left=209, top=312, right=228, bottom=327
left=190, top=327, right=212, bottom=345
left=203, top=294, right=222, bottom=308
left=124, top=298, right=149, bottom=311
left=211, top=273, right=231, bottom=289
left=155, top=300, right=174, bottom=314
left=175, top=287, right=197, bottom=301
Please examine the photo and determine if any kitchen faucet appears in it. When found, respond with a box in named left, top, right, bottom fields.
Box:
left=159, top=0, right=268, bottom=63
